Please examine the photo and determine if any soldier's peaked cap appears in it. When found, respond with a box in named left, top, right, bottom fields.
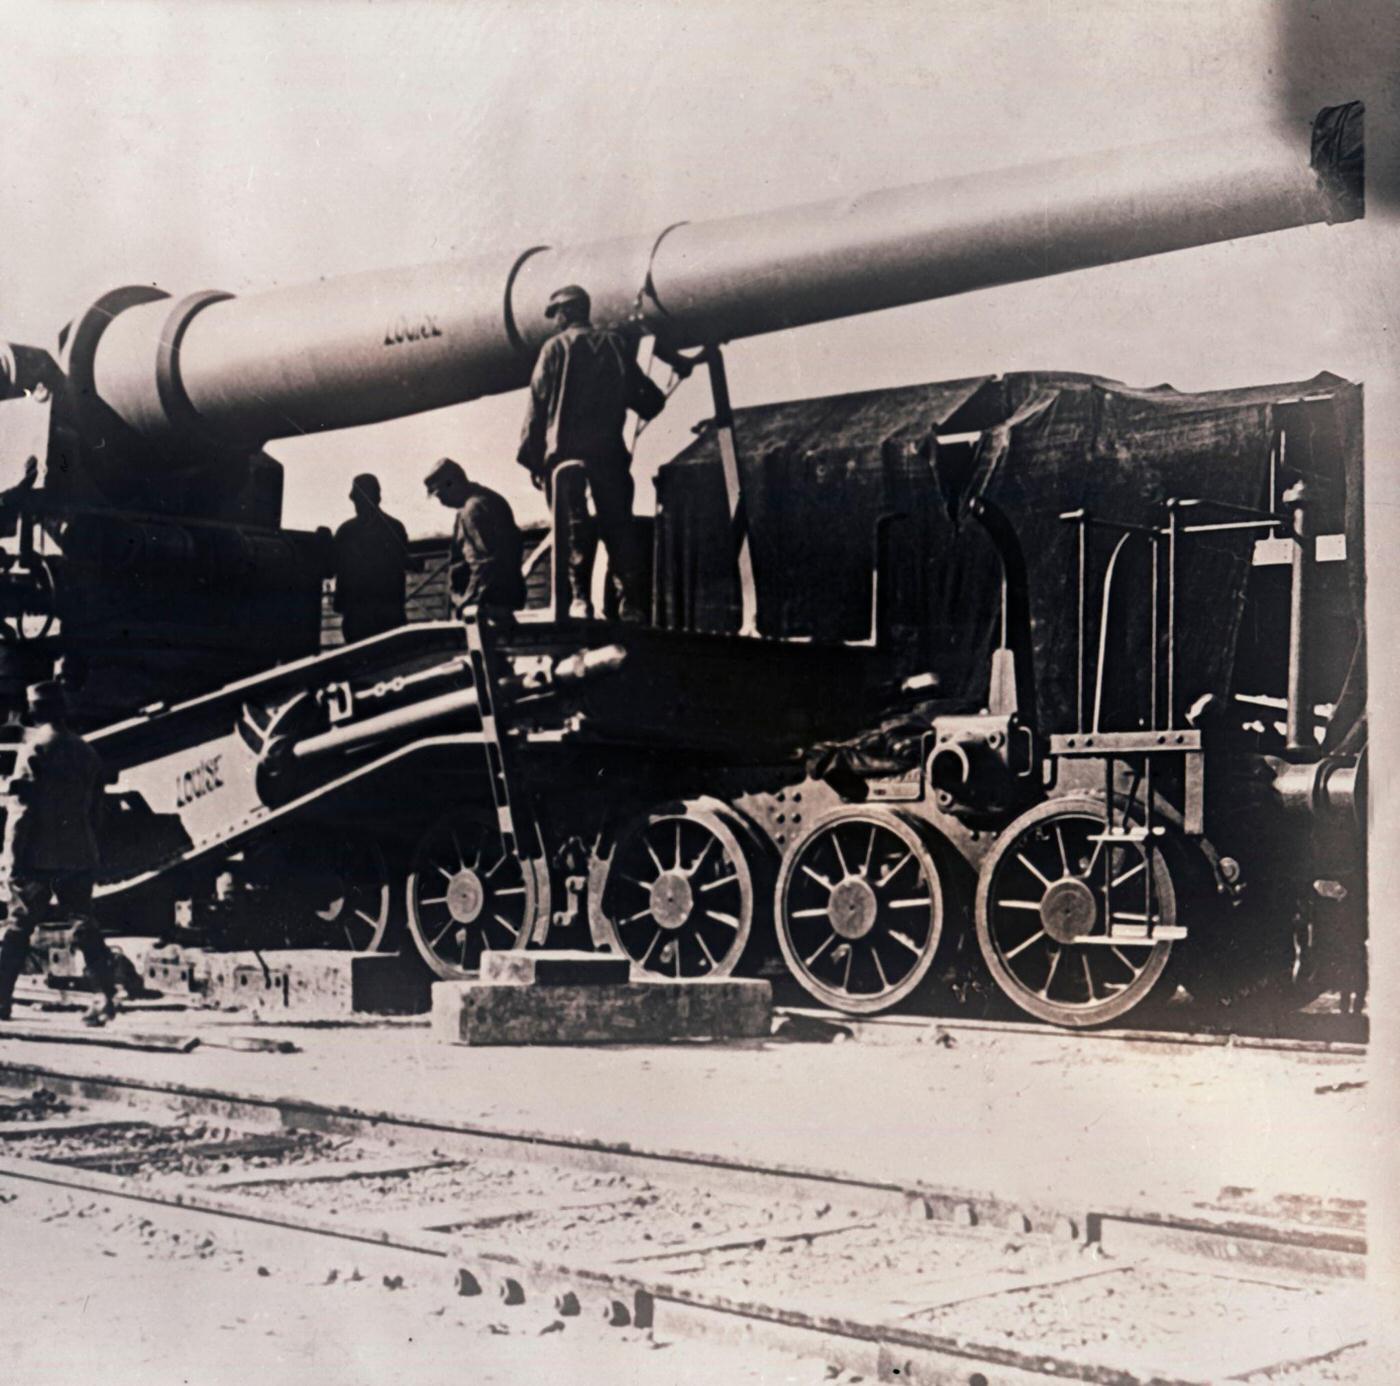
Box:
left=545, top=284, right=590, bottom=318
left=26, top=680, right=65, bottom=710
left=423, top=457, right=466, bottom=491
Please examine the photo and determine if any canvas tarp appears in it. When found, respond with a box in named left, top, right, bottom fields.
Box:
left=654, top=370, right=1362, bottom=741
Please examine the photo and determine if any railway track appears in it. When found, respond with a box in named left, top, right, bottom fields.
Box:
left=0, top=1065, right=1368, bottom=1385
left=773, top=1007, right=1368, bottom=1057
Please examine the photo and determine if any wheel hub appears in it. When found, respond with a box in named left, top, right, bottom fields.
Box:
left=650, top=871, right=694, bottom=930
left=1040, top=877, right=1098, bottom=944
left=829, top=878, right=878, bottom=940
left=446, top=870, right=486, bottom=924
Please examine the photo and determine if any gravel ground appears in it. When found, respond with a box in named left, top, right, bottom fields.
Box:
left=642, top=1220, right=1082, bottom=1305
left=0, top=1087, right=71, bottom=1121
left=915, top=1262, right=1363, bottom=1380
left=1241, top=1344, right=1369, bottom=1382
left=1, top=1117, right=373, bottom=1180
left=3, top=1182, right=862, bottom=1386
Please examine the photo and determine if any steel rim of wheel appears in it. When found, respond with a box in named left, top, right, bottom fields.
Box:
left=309, top=838, right=394, bottom=952
left=596, top=807, right=754, bottom=980
left=974, top=798, right=1175, bottom=1028
left=407, top=811, right=537, bottom=979
left=775, top=810, right=944, bottom=1014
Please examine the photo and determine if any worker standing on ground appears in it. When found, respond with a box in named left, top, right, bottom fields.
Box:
left=0, top=681, right=119, bottom=1024
left=423, top=457, right=526, bottom=615
left=517, top=284, right=676, bottom=622
left=332, top=472, right=409, bottom=643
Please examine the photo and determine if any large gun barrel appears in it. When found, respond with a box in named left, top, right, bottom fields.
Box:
left=75, top=103, right=1360, bottom=451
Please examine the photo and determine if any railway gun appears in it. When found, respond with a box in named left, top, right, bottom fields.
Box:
left=0, top=101, right=1365, bottom=1025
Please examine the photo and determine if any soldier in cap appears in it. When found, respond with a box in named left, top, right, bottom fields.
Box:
left=0, top=681, right=119, bottom=1023
left=332, top=472, right=410, bottom=644
left=517, top=284, right=678, bottom=621
left=423, top=458, right=526, bottom=615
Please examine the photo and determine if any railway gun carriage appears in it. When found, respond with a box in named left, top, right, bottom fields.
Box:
left=0, top=101, right=1365, bottom=1027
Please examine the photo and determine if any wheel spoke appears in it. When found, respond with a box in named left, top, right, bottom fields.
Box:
left=354, top=908, right=380, bottom=927
left=645, top=840, right=666, bottom=875
left=802, top=864, right=835, bottom=890
left=841, top=947, right=854, bottom=993
left=1111, top=859, right=1146, bottom=889
left=998, top=899, right=1043, bottom=911
left=1081, top=952, right=1095, bottom=1001
left=790, top=907, right=831, bottom=919
left=1079, top=838, right=1104, bottom=880
left=429, top=919, right=456, bottom=949
left=889, top=930, right=920, bottom=956
left=1054, top=824, right=1071, bottom=878
left=697, top=934, right=718, bottom=970
left=699, top=873, right=738, bottom=893
left=832, top=832, right=851, bottom=879
left=1016, top=852, right=1053, bottom=889
left=877, top=851, right=913, bottom=887
left=419, top=896, right=448, bottom=907
left=1110, top=946, right=1142, bottom=973
left=638, top=929, right=663, bottom=968
left=706, top=909, right=740, bottom=929
left=804, top=933, right=837, bottom=968
left=888, top=897, right=928, bottom=910
left=493, top=914, right=520, bottom=939
left=1003, top=929, right=1046, bottom=962
left=622, top=908, right=654, bottom=926
left=861, top=826, right=877, bottom=877
left=687, top=836, right=716, bottom=876
left=495, top=886, right=526, bottom=897
left=449, top=831, right=466, bottom=870
left=1038, top=947, right=1062, bottom=998
left=484, top=851, right=507, bottom=880
left=674, top=822, right=683, bottom=870
left=871, top=944, right=891, bottom=993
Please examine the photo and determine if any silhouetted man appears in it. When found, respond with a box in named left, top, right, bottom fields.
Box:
left=0, top=681, right=119, bottom=1024
left=423, top=457, right=525, bottom=614
left=517, top=284, right=675, bottom=621
left=333, top=472, right=409, bottom=643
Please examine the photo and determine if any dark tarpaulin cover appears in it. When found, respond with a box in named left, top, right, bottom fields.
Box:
left=655, top=375, right=992, bottom=640
left=654, top=370, right=1362, bottom=740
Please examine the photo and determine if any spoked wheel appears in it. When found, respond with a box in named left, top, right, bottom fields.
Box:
left=774, top=808, right=946, bottom=1014
left=0, top=555, right=57, bottom=644
left=247, top=829, right=397, bottom=951
left=974, top=796, right=1176, bottom=1028
left=308, top=836, right=397, bottom=952
left=406, top=807, right=547, bottom=979
left=589, top=800, right=763, bottom=980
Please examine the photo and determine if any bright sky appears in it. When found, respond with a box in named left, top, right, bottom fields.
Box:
left=1, top=0, right=1396, bottom=540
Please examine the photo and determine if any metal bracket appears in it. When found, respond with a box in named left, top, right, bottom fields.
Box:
left=462, top=613, right=547, bottom=941
left=702, top=345, right=758, bottom=637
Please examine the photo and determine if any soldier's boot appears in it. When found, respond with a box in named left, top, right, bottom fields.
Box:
left=565, top=509, right=598, bottom=620
left=612, top=568, right=648, bottom=625
left=70, top=920, right=118, bottom=1022
left=111, top=948, right=148, bottom=1000
left=0, top=923, right=31, bottom=1021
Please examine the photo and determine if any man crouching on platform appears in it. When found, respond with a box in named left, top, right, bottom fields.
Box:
left=0, top=681, right=120, bottom=1025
